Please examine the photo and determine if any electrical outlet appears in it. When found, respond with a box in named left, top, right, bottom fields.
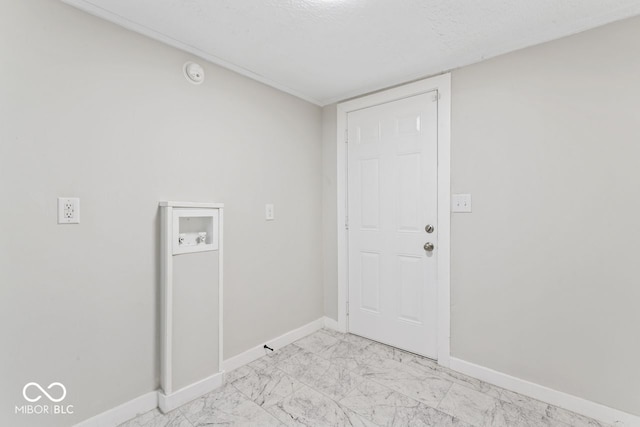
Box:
left=58, top=197, right=80, bottom=224
left=265, top=204, right=275, bottom=221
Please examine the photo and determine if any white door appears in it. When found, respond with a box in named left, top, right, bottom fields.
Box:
left=347, top=92, right=438, bottom=358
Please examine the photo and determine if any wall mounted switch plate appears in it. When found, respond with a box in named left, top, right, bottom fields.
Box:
left=58, top=197, right=80, bottom=224
left=452, top=194, right=472, bottom=213
left=265, top=204, right=275, bottom=221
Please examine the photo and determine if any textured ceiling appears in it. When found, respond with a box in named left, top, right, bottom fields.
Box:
left=63, top=0, right=640, bottom=105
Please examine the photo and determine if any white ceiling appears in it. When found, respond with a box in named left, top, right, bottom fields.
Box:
left=63, top=0, right=640, bottom=106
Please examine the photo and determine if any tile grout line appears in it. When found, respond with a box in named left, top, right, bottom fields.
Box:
left=434, top=380, right=455, bottom=410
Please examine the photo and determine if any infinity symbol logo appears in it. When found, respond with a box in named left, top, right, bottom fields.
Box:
left=22, top=382, right=67, bottom=403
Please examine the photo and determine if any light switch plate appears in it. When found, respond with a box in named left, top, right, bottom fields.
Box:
left=452, top=194, right=472, bottom=213
left=58, top=197, right=80, bottom=224
left=265, top=204, right=275, bottom=221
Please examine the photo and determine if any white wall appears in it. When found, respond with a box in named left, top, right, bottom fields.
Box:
left=0, top=1, right=323, bottom=425
left=450, top=15, right=640, bottom=416
left=323, top=15, right=640, bottom=417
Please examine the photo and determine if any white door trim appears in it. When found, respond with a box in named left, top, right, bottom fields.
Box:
left=336, top=74, right=451, bottom=367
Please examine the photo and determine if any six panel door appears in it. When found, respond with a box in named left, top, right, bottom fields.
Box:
left=347, top=91, right=438, bottom=358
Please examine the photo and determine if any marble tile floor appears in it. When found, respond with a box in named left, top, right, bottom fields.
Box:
left=120, top=329, right=608, bottom=427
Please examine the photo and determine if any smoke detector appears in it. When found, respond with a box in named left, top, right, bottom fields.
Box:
left=183, top=62, right=204, bottom=85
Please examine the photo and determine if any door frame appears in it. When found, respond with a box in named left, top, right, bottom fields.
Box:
left=336, top=74, right=451, bottom=367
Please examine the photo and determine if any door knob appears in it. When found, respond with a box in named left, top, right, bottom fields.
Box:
left=424, top=242, right=434, bottom=252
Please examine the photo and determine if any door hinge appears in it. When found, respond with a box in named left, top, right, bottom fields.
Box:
left=432, top=92, right=441, bottom=102
left=346, top=302, right=349, bottom=316
left=345, top=216, right=349, bottom=230
left=345, top=129, right=348, bottom=143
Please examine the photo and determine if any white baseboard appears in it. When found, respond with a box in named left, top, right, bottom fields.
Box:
left=323, top=316, right=344, bottom=332
left=449, top=357, right=639, bottom=427
left=158, top=372, right=224, bottom=413
left=222, top=317, right=325, bottom=372
left=73, top=391, right=158, bottom=427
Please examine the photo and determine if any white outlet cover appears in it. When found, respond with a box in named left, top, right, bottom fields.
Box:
left=58, top=197, right=80, bottom=224
left=452, top=194, right=472, bottom=213
left=265, top=203, right=275, bottom=221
